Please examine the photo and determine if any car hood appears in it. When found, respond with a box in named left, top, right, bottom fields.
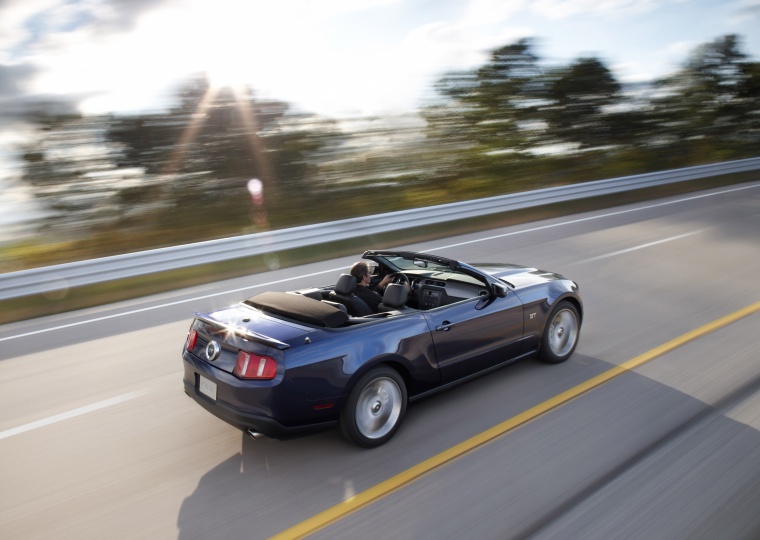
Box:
left=471, top=263, right=567, bottom=288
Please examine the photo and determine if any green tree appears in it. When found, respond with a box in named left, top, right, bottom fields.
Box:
left=426, top=38, right=544, bottom=153
left=107, top=75, right=344, bottom=231
left=541, top=57, right=624, bottom=149
left=421, top=39, right=551, bottom=197
left=19, top=113, right=137, bottom=233
left=17, top=74, right=346, bottom=246
left=650, top=34, right=760, bottom=157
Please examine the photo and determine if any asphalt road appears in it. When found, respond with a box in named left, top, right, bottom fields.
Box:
left=1, top=180, right=759, bottom=540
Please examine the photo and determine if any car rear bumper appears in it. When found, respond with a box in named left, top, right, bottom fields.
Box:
left=183, top=379, right=336, bottom=439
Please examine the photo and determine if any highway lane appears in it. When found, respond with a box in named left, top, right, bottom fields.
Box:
left=310, top=313, right=760, bottom=540
left=1, top=181, right=759, bottom=539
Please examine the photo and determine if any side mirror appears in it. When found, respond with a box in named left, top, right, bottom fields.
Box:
left=492, top=282, right=509, bottom=298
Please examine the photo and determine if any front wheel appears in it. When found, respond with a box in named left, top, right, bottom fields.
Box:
left=538, top=301, right=580, bottom=364
left=340, top=367, right=407, bottom=448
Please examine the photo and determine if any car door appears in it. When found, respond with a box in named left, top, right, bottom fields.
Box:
left=422, top=292, right=524, bottom=383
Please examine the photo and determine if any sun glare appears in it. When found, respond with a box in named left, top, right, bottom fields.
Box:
left=201, top=44, right=255, bottom=92
left=67, top=0, right=367, bottom=117
left=182, top=1, right=284, bottom=92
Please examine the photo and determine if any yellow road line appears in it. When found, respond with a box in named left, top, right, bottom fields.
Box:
left=270, top=299, right=760, bottom=540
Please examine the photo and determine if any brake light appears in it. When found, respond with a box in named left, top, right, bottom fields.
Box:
left=186, top=329, right=198, bottom=352
left=234, top=351, right=277, bottom=380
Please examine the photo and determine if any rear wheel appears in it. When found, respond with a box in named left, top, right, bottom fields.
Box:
left=538, top=301, right=580, bottom=364
left=340, top=367, right=407, bottom=448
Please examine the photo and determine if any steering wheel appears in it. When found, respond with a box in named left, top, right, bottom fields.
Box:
left=390, top=272, right=409, bottom=285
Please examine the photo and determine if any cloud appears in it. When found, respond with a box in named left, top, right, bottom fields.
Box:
left=0, top=62, right=77, bottom=126
left=90, top=0, right=173, bottom=32
left=400, top=0, right=533, bottom=76
left=0, top=0, right=57, bottom=57
left=733, top=0, right=760, bottom=16
left=0, top=63, right=37, bottom=97
left=0, top=0, right=175, bottom=61
left=379, top=0, right=534, bottom=113
left=729, top=0, right=760, bottom=26
left=530, top=0, right=662, bottom=20
left=462, top=0, right=526, bottom=26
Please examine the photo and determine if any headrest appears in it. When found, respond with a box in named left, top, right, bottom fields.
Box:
left=334, top=274, right=357, bottom=295
left=381, top=283, right=407, bottom=308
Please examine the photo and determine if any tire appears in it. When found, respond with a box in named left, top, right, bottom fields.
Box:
left=538, top=301, right=580, bottom=364
left=340, top=366, right=407, bottom=448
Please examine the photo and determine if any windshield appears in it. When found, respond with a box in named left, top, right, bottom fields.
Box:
left=382, top=256, right=451, bottom=272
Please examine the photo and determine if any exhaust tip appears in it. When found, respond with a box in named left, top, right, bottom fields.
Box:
left=247, top=429, right=265, bottom=440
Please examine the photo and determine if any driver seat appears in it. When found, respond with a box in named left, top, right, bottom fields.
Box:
left=378, top=283, right=411, bottom=313
left=328, top=274, right=373, bottom=316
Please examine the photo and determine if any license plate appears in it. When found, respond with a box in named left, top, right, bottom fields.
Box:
left=199, top=375, right=217, bottom=400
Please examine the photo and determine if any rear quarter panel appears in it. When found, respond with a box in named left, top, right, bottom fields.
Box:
left=284, top=312, right=440, bottom=401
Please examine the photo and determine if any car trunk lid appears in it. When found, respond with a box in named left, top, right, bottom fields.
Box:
left=188, top=304, right=312, bottom=374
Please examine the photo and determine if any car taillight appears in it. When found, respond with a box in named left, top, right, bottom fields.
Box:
left=186, top=329, right=198, bottom=352
left=234, top=351, right=277, bottom=380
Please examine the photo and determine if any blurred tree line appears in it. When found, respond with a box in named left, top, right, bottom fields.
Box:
left=423, top=34, right=760, bottom=199
left=11, top=34, right=760, bottom=266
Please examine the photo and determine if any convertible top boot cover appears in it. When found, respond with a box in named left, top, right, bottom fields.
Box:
left=246, top=291, right=349, bottom=328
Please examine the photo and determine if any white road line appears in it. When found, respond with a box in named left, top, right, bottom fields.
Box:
left=0, top=266, right=347, bottom=343
left=0, top=389, right=149, bottom=441
left=2, top=182, right=759, bottom=344
left=432, top=183, right=759, bottom=251
left=582, top=231, right=703, bottom=263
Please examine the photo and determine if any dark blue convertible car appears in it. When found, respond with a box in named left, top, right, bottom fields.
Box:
left=182, top=250, right=582, bottom=447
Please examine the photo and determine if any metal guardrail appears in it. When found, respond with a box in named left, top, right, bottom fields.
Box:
left=2, top=157, right=759, bottom=300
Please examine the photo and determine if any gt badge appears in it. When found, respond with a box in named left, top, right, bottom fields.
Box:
left=206, top=340, right=221, bottom=361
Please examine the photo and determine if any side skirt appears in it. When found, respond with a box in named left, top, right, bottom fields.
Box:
left=408, top=348, right=538, bottom=403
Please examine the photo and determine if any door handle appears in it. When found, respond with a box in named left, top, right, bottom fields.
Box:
left=436, top=321, right=454, bottom=332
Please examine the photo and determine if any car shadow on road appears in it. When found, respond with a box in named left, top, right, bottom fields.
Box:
left=175, top=429, right=354, bottom=540
left=175, top=353, right=760, bottom=540
left=174, top=354, right=614, bottom=539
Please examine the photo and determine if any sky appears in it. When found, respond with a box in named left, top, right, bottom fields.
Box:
left=1, top=0, right=759, bottom=229
left=2, top=0, right=759, bottom=119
